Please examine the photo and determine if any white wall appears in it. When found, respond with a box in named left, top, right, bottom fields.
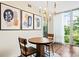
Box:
left=0, top=1, right=43, bottom=57
left=48, top=13, right=64, bottom=44
left=48, top=16, right=53, bottom=34
left=0, top=31, right=42, bottom=57
left=53, top=14, right=64, bottom=44
left=48, top=14, right=65, bottom=44
left=48, top=14, right=64, bottom=44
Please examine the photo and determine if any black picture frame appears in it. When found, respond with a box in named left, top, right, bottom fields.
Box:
left=34, top=14, right=42, bottom=30
left=21, top=10, right=34, bottom=30
left=0, top=3, right=21, bottom=30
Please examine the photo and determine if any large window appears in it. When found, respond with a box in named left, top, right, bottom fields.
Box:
left=73, top=10, right=79, bottom=45
left=63, top=12, right=71, bottom=44
left=63, top=10, right=79, bottom=46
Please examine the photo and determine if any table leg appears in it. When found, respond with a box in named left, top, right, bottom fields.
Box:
left=36, top=45, right=44, bottom=57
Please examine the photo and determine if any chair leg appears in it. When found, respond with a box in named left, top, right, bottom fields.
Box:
left=49, top=45, right=50, bottom=56
left=46, top=46, right=48, bottom=52
left=45, top=45, right=50, bottom=57
left=51, top=43, right=54, bottom=55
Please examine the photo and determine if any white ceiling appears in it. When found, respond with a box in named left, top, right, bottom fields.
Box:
left=1, top=1, right=79, bottom=14
left=56, top=1, right=79, bottom=13
left=27, top=1, right=79, bottom=13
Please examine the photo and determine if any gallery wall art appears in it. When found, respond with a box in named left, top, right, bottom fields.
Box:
left=0, top=3, right=21, bottom=30
left=34, top=15, right=42, bottom=29
left=0, top=3, right=42, bottom=30
left=22, top=11, right=33, bottom=30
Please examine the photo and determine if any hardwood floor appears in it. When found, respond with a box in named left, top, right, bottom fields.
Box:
left=51, top=43, right=79, bottom=57
left=19, top=43, right=79, bottom=57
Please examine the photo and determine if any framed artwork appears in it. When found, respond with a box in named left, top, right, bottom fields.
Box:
left=22, top=11, right=33, bottom=30
left=34, top=15, right=42, bottom=29
left=0, top=4, right=21, bottom=30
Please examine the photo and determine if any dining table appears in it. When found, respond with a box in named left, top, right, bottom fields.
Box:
left=28, top=37, right=53, bottom=57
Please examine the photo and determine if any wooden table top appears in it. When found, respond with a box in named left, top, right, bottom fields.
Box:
left=28, top=37, right=53, bottom=45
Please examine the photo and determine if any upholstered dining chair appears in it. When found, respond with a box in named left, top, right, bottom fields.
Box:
left=18, top=37, right=37, bottom=57
left=45, top=34, right=54, bottom=56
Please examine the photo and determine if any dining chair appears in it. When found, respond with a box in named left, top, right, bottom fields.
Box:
left=45, top=34, right=54, bottom=56
left=18, top=37, right=37, bottom=57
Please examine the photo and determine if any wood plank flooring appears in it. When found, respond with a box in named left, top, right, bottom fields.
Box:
left=51, top=43, right=79, bottom=57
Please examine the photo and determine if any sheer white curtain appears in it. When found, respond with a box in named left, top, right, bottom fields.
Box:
left=53, top=14, right=64, bottom=44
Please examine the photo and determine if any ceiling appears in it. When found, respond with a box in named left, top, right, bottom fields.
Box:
left=27, top=1, right=79, bottom=14
left=1, top=1, right=79, bottom=14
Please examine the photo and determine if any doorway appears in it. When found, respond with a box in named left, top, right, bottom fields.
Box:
left=43, top=17, right=48, bottom=37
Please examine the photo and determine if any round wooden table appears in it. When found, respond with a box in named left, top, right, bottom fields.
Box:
left=28, top=37, right=53, bottom=57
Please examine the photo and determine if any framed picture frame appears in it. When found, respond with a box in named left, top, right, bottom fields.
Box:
left=22, top=11, right=33, bottom=30
left=0, top=3, right=21, bottom=30
left=0, top=3, right=1, bottom=30
left=34, top=15, right=42, bottom=30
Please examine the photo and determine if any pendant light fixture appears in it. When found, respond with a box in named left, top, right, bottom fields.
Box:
left=53, top=2, right=56, bottom=15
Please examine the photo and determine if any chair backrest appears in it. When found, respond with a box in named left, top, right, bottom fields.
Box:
left=48, top=34, right=54, bottom=40
left=18, top=37, right=27, bottom=55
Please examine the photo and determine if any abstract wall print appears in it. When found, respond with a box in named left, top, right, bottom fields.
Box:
left=22, top=11, right=33, bottom=30
left=1, top=4, right=20, bottom=30
left=34, top=15, right=42, bottom=29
